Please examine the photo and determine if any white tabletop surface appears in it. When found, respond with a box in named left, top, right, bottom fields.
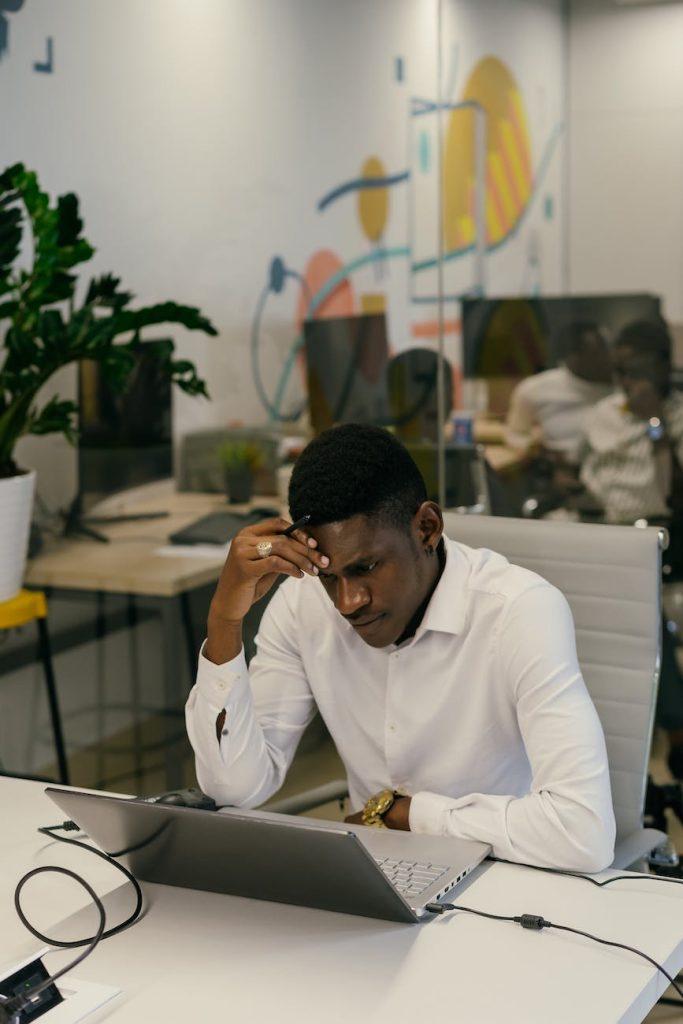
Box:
left=2, top=778, right=683, bottom=1024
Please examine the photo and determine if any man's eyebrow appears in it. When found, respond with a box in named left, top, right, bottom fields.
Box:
left=321, top=553, right=379, bottom=575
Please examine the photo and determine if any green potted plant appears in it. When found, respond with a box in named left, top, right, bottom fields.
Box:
left=218, top=441, right=264, bottom=504
left=0, top=163, right=217, bottom=601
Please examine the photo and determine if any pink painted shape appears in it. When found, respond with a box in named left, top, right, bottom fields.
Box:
left=296, top=249, right=356, bottom=329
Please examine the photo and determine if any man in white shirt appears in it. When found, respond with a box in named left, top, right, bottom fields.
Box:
left=186, top=424, right=615, bottom=871
left=581, top=320, right=683, bottom=525
left=580, top=319, right=683, bottom=781
left=505, top=321, right=613, bottom=464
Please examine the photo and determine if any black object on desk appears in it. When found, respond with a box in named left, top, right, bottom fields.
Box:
left=169, top=508, right=277, bottom=546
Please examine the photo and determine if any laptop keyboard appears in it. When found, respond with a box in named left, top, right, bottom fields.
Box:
left=374, top=858, right=450, bottom=900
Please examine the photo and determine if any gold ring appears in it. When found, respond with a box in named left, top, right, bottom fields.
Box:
left=256, top=540, right=273, bottom=559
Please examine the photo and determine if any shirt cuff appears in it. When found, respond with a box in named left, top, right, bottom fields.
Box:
left=409, top=791, right=456, bottom=835
left=196, top=640, right=250, bottom=709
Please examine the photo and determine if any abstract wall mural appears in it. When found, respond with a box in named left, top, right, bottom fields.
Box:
left=251, top=49, right=563, bottom=422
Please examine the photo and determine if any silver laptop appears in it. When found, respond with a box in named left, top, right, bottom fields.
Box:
left=46, top=787, right=490, bottom=924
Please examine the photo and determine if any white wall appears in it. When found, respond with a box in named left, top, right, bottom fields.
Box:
left=568, top=0, right=683, bottom=324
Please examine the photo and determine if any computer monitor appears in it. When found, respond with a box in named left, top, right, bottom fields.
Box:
left=303, top=313, right=390, bottom=433
left=387, top=348, right=453, bottom=443
left=77, top=339, right=173, bottom=512
left=461, top=293, right=662, bottom=378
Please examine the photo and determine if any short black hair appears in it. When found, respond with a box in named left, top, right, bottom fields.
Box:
left=556, top=320, right=602, bottom=361
left=615, top=319, right=672, bottom=363
left=288, top=423, right=428, bottom=531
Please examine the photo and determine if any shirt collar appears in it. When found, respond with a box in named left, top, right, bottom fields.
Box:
left=412, top=536, right=467, bottom=641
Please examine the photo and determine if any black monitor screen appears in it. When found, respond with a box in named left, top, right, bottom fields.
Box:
left=462, top=293, right=662, bottom=378
left=78, top=340, right=173, bottom=510
left=304, top=313, right=390, bottom=433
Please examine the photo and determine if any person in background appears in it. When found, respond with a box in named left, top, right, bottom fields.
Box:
left=505, top=320, right=614, bottom=466
left=581, top=320, right=683, bottom=525
left=581, top=319, right=683, bottom=779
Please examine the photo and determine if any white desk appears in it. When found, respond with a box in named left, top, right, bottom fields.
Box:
left=2, top=778, right=683, bottom=1024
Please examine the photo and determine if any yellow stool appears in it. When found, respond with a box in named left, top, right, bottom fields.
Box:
left=0, top=589, right=70, bottom=784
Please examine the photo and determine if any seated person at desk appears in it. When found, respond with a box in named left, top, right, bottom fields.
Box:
left=581, top=319, right=683, bottom=526
left=580, top=319, right=683, bottom=779
left=505, top=321, right=613, bottom=467
left=186, top=424, right=615, bottom=871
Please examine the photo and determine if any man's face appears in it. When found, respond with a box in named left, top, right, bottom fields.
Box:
left=309, top=512, right=436, bottom=649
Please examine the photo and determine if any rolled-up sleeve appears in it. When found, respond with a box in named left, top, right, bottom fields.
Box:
left=410, top=585, right=616, bottom=872
left=504, top=380, right=537, bottom=452
left=185, top=581, right=317, bottom=808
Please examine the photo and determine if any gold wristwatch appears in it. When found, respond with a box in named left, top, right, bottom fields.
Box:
left=361, top=788, right=396, bottom=828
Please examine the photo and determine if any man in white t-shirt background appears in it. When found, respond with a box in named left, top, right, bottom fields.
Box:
left=505, top=320, right=613, bottom=466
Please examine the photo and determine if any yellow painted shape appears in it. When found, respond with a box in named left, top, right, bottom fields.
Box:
left=358, top=156, right=389, bottom=242
left=443, top=105, right=476, bottom=252
left=0, top=588, right=47, bottom=629
left=442, top=55, right=533, bottom=249
left=509, top=91, right=533, bottom=180
left=500, top=119, right=530, bottom=203
left=360, top=293, right=387, bottom=314
left=489, top=151, right=517, bottom=224
left=486, top=203, right=503, bottom=246
left=457, top=213, right=475, bottom=247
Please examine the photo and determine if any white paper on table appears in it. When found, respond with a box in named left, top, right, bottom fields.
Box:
left=154, top=543, right=229, bottom=559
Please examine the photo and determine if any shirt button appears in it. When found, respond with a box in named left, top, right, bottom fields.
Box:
left=389, top=724, right=396, bottom=732
left=217, top=681, right=227, bottom=691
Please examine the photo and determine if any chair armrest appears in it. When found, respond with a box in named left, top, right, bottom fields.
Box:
left=265, top=780, right=349, bottom=816
left=611, top=828, right=668, bottom=870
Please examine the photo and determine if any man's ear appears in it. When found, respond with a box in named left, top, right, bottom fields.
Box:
left=413, top=501, right=443, bottom=555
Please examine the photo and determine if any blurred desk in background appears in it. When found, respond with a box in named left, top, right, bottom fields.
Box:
left=24, top=491, right=279, bottom=789
left=474, top=417, right=526, bottom=476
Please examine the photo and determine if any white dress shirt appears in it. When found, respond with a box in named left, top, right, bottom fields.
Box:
left=186, top=537, right=616, bottom=872
left=505, top=366, right=613, bottom=463
left=581, top=391, right=683, bottom=523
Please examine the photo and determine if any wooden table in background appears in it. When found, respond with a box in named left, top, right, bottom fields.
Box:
left=25, top=490, right=279, bottom=789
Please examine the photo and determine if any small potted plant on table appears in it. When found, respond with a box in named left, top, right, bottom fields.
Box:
left=218, top=441, right=264, bottom=504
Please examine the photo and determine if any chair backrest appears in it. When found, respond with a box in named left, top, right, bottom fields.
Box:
left=442, top=513, right=663, bottom=842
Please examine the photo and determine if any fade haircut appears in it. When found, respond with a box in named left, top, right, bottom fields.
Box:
left=288, top=424, right=428, bottom=532
left=615, top=319, right=672, bottom=364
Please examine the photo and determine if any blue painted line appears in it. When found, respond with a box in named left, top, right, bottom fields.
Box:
left=317, top=171, right=410, bottom=213
left=410, top=98, right=482, bottom=118
left=33, top=35, right=53, bottom=73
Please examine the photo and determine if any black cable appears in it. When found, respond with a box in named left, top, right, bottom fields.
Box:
left=427, top=899, right=683, bottom=1007
left=27, top=822, right=143, bottom=946
left=484, top=855, right=683, bottom=1005
left=488, top=854, right=683, bottom=889
left=3, top=868, right=106, bottom=1020
left=544, top=918, right=683, bottom=1004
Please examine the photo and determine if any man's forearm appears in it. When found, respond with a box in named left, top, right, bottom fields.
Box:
left=204, top=609, right=244, bottom=665
left=408, top=788, right=614, bottom=872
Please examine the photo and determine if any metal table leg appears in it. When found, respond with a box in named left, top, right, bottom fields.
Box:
left=159, top=596, right=186, bottom=790
left=180, top=591, right=198, bottom=681
left=36, top=616, right=70, bottom=785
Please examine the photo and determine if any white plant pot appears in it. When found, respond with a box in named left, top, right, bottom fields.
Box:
left=0, top=470, right=36, bottom=603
